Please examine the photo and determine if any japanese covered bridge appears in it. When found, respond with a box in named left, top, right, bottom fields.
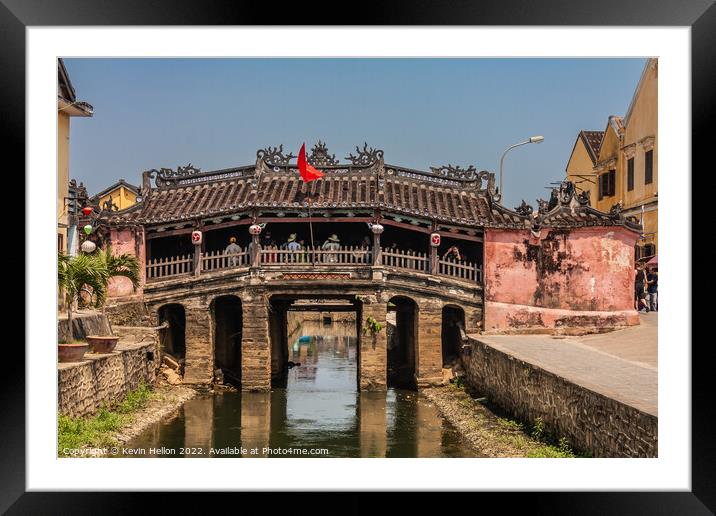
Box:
left=90, top=142, right=642, bottom=391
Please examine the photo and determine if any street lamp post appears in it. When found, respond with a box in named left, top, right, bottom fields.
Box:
left=497, top=135, right=544, bottom=203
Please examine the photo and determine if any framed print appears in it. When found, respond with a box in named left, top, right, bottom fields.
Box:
left=3, top=0, right=710, bottom=512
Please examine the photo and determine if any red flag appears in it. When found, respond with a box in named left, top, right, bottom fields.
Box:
left=297, top=143, right=324, bottom=183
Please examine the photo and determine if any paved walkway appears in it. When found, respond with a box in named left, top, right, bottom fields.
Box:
left=469, top=314, right=658, bottom=416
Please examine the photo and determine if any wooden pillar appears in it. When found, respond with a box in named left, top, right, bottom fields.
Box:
left=372, top=230, right=382, bottom=266
left=359, top=294, right=388, bottom=391
left=183, top=298, right=214, bottom=385
left=193, top=243, right=201, bottom=276
left=240, top=289, right=271, bottom=391
left=415, top=298, right=443, bottom=388
left=429, top=243, right=438, bottom=275
left=250, top=234, right=261, bottom=268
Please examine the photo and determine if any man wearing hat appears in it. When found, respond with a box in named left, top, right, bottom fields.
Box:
left=287, top=233, right=302, bottom=263
left=224, top=236, right=242, bottom=266
left=322, top=234, right=341, bottom=263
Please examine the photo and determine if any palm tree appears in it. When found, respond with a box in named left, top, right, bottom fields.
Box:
left=58, top=252, right=109, bottom=339
left=57, top=247, right=140, bottom=339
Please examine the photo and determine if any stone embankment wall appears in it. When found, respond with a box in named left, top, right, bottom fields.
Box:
left=460, top=337, right=657, bottom=457
left=58, top=342, right=158, bottom=418
left=58, top=307, right=163, bottom=418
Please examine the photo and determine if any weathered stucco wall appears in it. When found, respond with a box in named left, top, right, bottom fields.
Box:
left=107, top=227, right=145, bottom=299
left=58, top=342, right=158, bottom=418
left=483, top=226, right=640, bottom=333
left=461, top=337, right=657, bottom=457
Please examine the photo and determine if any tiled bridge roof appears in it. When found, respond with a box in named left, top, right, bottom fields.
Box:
left=97, top=142, right=641, bottom=233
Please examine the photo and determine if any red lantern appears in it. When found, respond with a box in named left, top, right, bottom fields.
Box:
left=82, top=206, right=93, bottom=216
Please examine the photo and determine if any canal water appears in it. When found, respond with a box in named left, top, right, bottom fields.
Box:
left=123, top=320, right=479, bottom=458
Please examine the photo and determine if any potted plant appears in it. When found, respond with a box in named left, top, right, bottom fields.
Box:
left=58, top=252, right=106, bottom=362
left=57, top=247, right=140, bottom=359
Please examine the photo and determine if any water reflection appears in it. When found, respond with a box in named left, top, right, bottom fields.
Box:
left=123, top=320, right=479, bottom=458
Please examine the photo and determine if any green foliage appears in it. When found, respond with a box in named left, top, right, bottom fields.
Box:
left=362, top=316, right=384, bottom=335
left=58, top=251, right=109, bottom=309
left=57, top=382, right=153, bottom=456
left=531, top=416, right=545, bottom=441
left=58, top=247, right=140, bottom=338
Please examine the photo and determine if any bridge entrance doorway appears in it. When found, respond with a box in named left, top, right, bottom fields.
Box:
left=441, top=305, right=465, bottom=367
left=212, top=296, right=243, bottom=386
left=158, top=304, right=186, bottom=364
left=269, top=295, right=361, bottom=390
left=387, top=296, right=417, bottom=389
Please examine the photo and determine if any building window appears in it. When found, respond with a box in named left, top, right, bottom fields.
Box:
left=627, top=158, right=634, bottom=191
left=645, top=150, right=654, bottom=185
left=598, top=169, right=616, bottom=200
left=58, top=233, right=64, bottom=253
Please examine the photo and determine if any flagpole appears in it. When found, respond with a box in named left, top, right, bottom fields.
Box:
left=307, top=194, right=316, bottom=266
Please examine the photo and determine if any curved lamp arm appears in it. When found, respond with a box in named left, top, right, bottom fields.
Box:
left=497, top=136, right=544, bottom=203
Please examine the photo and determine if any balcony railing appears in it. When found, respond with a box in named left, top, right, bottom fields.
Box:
left=260, top=246, right=372, bottom=266
left=146, top=245, right=481, bottom=284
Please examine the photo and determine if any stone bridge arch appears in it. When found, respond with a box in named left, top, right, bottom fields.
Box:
left=211, top=295, right=243, bottom=386
left=441, top=304, right=466, bottom=368
left=157, top=303, right=186, bottom=364
left=387, top=295, right=418, bottom=389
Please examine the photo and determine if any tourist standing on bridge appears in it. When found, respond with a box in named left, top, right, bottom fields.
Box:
left=224, top=237, right=242, bottom=266
left=287, top=234, right=302, bottom=263
left=322, top=234, right=341, bottom=263
left=443, top=244, right=462, bottom=261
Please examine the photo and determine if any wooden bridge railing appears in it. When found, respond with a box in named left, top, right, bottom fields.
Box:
left=438, top=257, right=482, bottom=283
left=146, top=245, right=481, bottom=284
left=146, top=254, right=194, bottom=280
left=382, top=248, right=429, bottom=273
left=260, top=246, right=372, bottom=265
left=202, top=248, right=250, bottom=272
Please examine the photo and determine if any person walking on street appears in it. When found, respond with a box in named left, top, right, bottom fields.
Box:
left=634, top=263, right=649, bottom=312
left=647, top=267, right=658, bottom=312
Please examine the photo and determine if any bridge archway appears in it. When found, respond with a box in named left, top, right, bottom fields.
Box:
left=441, top=305, right=465, bottom=367
left=387, top=296, right=417, bottom=389
left=157, top=303, right=186, bottom=362
left=212, top=295, right=243, bottom=386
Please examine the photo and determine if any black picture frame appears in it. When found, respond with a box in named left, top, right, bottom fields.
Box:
left=3, top=0, right=707, bottom=512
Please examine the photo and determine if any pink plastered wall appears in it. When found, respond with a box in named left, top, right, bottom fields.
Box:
left=483, top=226, right=639, bottom=331
left=107, top=227, right=145, bottom=298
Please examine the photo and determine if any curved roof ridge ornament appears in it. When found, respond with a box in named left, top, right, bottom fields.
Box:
left=429, top=163, right=478, bottom=180
left=257, top=145, right=296, bottom=167
left=308, top=140, right=339, bottom=167
left=345, top=142, right=384, bottom=167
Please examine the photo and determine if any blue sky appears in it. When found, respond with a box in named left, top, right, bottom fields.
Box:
left=64, top=58, right=646, bottom=209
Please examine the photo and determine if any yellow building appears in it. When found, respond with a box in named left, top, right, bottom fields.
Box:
left=90, top=179, right=140, bottom=212
left=58, top=59, right=93, bottom=253
left=566, top=58, right=658, bottom=261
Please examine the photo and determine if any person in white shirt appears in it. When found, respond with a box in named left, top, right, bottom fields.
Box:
left=224, top=236, right=242, bottom=266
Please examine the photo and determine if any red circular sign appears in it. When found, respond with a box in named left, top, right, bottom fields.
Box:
left=430, top=233, right=441, bottom=247
left=191, top=230, right=202, bottom=244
